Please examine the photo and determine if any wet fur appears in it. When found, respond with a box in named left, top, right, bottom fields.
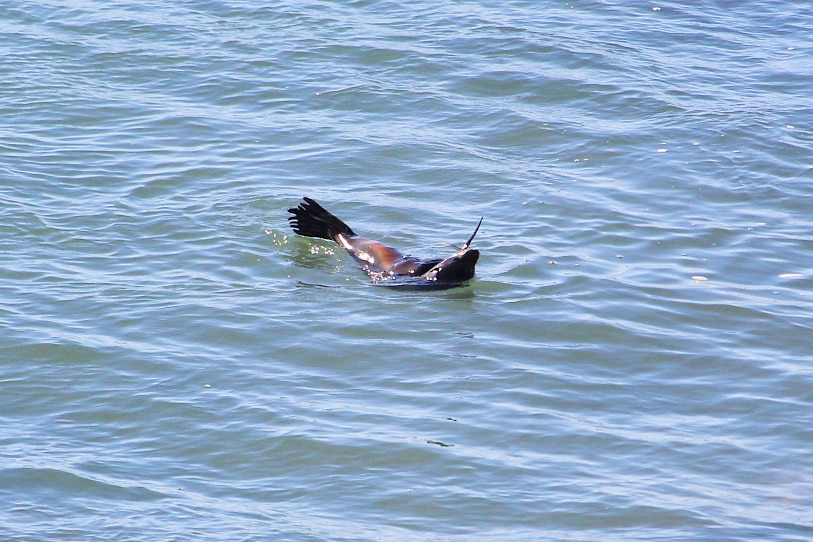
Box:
left=287, top=197, right=480, bottom=287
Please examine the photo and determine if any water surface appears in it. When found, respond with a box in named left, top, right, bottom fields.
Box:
left=1, top=1, right=812, bottom=540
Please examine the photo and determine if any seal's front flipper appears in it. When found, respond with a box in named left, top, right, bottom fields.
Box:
left=462, top=217, right=483, bottom=250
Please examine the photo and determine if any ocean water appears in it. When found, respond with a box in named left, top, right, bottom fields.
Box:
left=1, top=1, right=812, bottom=540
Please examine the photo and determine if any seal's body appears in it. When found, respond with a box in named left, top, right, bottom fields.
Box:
left=287, top=197, right=481, bottom=288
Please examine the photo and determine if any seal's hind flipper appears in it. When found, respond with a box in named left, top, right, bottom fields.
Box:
left=287, top=197, right=356, bottom=240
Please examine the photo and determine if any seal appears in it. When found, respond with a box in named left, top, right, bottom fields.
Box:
left=287, top=197, right=481, bottom=289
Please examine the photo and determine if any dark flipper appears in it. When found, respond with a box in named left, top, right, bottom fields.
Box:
left=287, top=197, right=356, bottom=241
left=463, top=217, right=483, bottom=249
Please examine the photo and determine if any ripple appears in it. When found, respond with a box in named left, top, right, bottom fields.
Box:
left=1, top=467, right=166, bottom=502
left=2, top=1, right=812, bottom=540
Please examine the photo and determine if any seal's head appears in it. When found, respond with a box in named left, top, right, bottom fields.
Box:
left=420, top=217, right=482, bottom=284
left=421, top=247, right=480, bottom=283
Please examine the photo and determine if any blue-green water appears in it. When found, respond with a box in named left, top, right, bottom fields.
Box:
left=2, top=1, right=812, bottom=540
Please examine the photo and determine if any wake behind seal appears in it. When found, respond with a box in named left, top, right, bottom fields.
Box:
left=287, top=197, right=481, bottom=289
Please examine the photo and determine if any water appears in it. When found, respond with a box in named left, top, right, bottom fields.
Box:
left=2, top=1, right=812, bottom=540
